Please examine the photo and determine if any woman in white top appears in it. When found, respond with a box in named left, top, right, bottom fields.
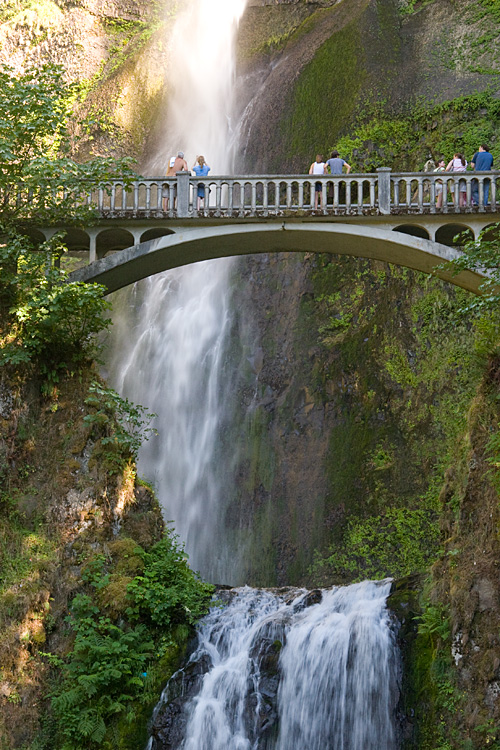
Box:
left=309, top=154, right=326, bottom=209
left=446, top=153, right=468, bottom=206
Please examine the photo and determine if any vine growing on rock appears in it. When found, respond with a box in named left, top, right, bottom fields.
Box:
left=335, top=92, right=500, bottom=173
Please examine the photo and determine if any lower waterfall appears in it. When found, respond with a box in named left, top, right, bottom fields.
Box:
left=147, top=581, right=400, bottom=750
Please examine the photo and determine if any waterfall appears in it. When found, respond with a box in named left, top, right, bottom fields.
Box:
left=147, top=582, right=400, bottom=750
left=105, top=0, right=248, bottom=583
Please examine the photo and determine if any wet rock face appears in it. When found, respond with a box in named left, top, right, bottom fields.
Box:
left=150, top=653, right=212, bottom=750
left=149, top=619, right=285, bottom=749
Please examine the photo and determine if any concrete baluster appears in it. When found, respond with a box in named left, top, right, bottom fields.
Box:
left=417, top=177, right=424, bottom=210
left=368, top=179, right=375, bottom=208
left=346, top=180, right=352, bottom=211
left=393, top=179, right=400, bottom=208
left=252, top=181, right=258, bottom=213
left=215, top=183, right=222, bottom=217
left=88, top=230, right=98, bottom=264
left=356, top=179, right=363, bottom=215
left=479, top=178, right=485, bottom=212
left=405, top=179, right=412, bottom=209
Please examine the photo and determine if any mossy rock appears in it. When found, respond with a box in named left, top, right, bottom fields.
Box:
left=108, top=537, right=145, bottom=576
left=96, top=574, right=134, bottom=617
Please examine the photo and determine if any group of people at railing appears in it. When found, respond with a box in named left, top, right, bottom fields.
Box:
left=146, top=142, right=497, bottom=216
left=424, top=145, right=494, bottom=207
left=308, top=151, right=352, bottom=209
left=163, top=150, right=211, bottom=211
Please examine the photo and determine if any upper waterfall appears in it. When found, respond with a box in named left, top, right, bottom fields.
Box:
left=105, top=0, right=248, bottom=584
left=149, top=0, right=247, bottom=174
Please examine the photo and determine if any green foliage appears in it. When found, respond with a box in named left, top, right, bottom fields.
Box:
left=51, top=594, right=153, bottom=750
left=408, top=598, right=465, bottom=749
left=418, top=604, right=451, bottom=641
left=0, top=235, right=111, bottom=386
left=127, top=534, right=214, bottom=629
left=0, top=63, right=135, bottom=228
left=474, top=0, right=500, bottom=25
left=441, top=223, right=500, bottom=320
left=50, top=528, right=213, bottom=749
left=84, top=382, right=157, bottom=468
left=0, top=63, right=138, bottom=390
left=311, top=506, right=440, bottom=582
left=336, top=92, right=500, bottom=172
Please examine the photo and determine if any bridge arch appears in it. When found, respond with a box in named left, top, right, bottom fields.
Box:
left=435, top=223, right=474, bottom=247
left=140, top=228, right=176, bottom=243
left=393, top=225, right=430, bottom=240
left=21, top=228, right=47, bottom=247
left=482, top=223, right=500, bottom=241
left=69, top=222, right=486, bottom=296
left=96, top=228, right=135, bottom=259
left=64, top=228, right=91, bottom=253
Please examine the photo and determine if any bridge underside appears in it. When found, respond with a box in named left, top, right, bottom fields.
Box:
left=68, top=222, right=485, bottom=295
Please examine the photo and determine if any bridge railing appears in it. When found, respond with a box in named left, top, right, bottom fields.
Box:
left=80, top=170, right=500, bottom=218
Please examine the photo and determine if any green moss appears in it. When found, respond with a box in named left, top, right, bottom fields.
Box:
left=337, top=92, right=500, bottom=172
left=280, top=19, right=367, bottom=164
left=307, top=255, right=482, bottom=583
left=244, top=404, right=275, bottom=494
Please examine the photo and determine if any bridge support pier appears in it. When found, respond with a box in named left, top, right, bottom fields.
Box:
left=88, top=229, right=99, bottom=264
left=377, top=168, right=392, bottom=215
left=177, top=171, right=191, bottom=218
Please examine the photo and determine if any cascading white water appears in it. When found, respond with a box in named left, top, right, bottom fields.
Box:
left=148, top=582, right=400, bottom=750
left=276, top=584, right=398, bottom=750
left=149, top=0, right=247, bottom=176
left=105, top=0, right=247, bottom=583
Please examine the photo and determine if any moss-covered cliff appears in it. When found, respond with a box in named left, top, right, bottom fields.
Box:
left=238, top=0, right=500, bottom=172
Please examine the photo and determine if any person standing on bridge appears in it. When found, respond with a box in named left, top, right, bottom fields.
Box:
left=192, top=155, right=211, bottom=212
left=163, top=151, right=189, bottom=212
left=309, top=154, right=327, bottom=210
left=162, top=155, right=176, bottom=211
left=325, top=150, right=351, bottom=175
left=471, top=144, right=494, bottom=206
left=446, top=153, right=468, bottom=207
left=434, top=159, right=446, bottom=209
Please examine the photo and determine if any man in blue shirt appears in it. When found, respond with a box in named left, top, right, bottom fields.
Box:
left=471, top=145, right=494, bottom=205
left=325, top=150, right=351, bottom=175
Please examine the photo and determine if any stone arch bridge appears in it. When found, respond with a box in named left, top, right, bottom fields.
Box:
left=27, top=170, right=500, bottom=294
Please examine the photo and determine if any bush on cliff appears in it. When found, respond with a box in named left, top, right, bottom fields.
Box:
left=51, top=530, right=213, bottom=750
